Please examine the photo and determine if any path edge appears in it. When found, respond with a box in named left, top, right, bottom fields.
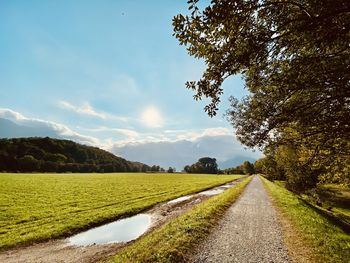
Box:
left=261, top=176, right=317, bottom=263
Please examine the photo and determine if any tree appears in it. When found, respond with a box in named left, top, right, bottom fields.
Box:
left=185, top=157, right=218, bottom=174
left=18, top=155, right=40, bottom=172
left=151, top=165, right=161, bottom=172
left=167, top=167, right=175, bottom=173
left=184, top=165, right=191, bottom=173
left=242, top=161, right=255, bottom=175
left=174, top=0, right=350, bottom=190
left=198, top=157, right=218, bottom=174
left=223, top=166, right=244, bottom=175
left=254, top=156, right=285, bottom=181
left=174, top=0, right=350, bottom=146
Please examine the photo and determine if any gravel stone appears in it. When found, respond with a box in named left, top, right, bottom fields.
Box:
left=190, top=175, right=290, bottom=263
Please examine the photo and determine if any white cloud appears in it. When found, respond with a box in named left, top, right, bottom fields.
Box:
left=80, top=126, right=139, bottom=139
left=140, top=105, right=163, bottom=128
left=107, top=127, right=234, bottom=148
left=0, top=108, right=27, bottom=121
left=58, top=100, right=127, bottom=121
left=172, top=127, right=232, bottom=142
left=200, top=127, right=232, bottom=137
left=59, top=100, right=105, bottom=119
left=48, top=123, right=100, bottom=145
left=0, top=108, right=100, bottom=145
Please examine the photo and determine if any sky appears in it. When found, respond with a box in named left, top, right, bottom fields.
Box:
left=0, top=1, right=261, bottom=169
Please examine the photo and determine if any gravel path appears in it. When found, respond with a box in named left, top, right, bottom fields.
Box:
left=190, top=175, right=290, bottom=263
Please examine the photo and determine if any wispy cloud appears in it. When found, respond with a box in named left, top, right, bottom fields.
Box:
left=80, top=126, right=139, bottom=139
left=108, top=127, right=234, bottom=147
left=0, top=108, right=100, bottom=145
left=0, top=108, right=27, bottom=121
left=58, top=100, right=127, bottom=121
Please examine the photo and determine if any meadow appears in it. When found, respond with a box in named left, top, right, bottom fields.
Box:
left=0, top=173, right=239, bottom=249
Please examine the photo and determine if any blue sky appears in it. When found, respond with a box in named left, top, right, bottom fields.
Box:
left=0, top=1, right=259, bottom=168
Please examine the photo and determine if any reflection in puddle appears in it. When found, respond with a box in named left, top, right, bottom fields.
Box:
left=200, top=189, right=224, bottom=196
left=220, top=185, right=233, bottom=189
left=168, top=195, right=193, bottom=204
left=67, top=214, right=151, bottom=246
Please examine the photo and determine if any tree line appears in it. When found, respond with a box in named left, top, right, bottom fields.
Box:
left=0, top=137, right=161, bottom=173
left=184, top=157, right=255, bottom=175
left=224, top=161, right=255, bottom=175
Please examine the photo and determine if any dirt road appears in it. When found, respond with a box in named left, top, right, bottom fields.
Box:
left=190, top=175, right=290, bottom=262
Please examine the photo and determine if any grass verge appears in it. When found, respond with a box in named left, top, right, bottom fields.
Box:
left=261, top=177, right=350, bottom=263
left=108, top=176, right=252, bottom=263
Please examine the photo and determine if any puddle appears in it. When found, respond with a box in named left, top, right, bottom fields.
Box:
left=220, top=185, right=233, bottom=189
left=167, top=195, right=193, bottom=204
left=66, top=180, right=238, bottom=247
left=67, top=214, right=151, bottom=246
left=199, top=189, right=225, bottom=196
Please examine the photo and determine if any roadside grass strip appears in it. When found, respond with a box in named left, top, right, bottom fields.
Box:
left=108, top=176, right=252, bottom=263
left=0, top=173, right=240, bottom=250
left=261, top=177, right=350, bottom=263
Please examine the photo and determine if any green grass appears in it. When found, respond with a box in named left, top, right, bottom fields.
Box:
left=108, top=176, right=252, bottom=263
left=0, top=173, right=241, bottom=250
left=261, top=177, right=350, bottom=263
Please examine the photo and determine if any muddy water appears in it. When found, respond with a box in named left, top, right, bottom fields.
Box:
left=67, top=214, right=151, bottom=246
left=167, top=195, right=193, bottom=204
left=199, top=189, right=224, bottom=196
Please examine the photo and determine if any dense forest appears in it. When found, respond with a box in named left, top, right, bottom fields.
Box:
left=0, top=137, right=159, bottom=173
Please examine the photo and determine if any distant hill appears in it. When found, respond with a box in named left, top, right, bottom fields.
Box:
left=112, top=135, right=261, bottom=171
left=218, top=156, right=257, bottom=169
left=0, top=137, right=155, bottom=173
left=0, top=118, right=59, bottom=138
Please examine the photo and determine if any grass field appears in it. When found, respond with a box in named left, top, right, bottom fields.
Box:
left=0, top=173, right=240, bottom=250
left=108, top=176, right=252, bottom=263
left=262, top=177, right=350, bottom=263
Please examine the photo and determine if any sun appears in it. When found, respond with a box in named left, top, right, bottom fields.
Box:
left=141, top=105, right=163, bottom=128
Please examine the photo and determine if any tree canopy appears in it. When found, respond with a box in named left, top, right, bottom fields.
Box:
left=173, top=0, right=349, bottom=147
left=174, top=0, right=350, bottom=190
left=184, top=157, right=219, bottom=174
